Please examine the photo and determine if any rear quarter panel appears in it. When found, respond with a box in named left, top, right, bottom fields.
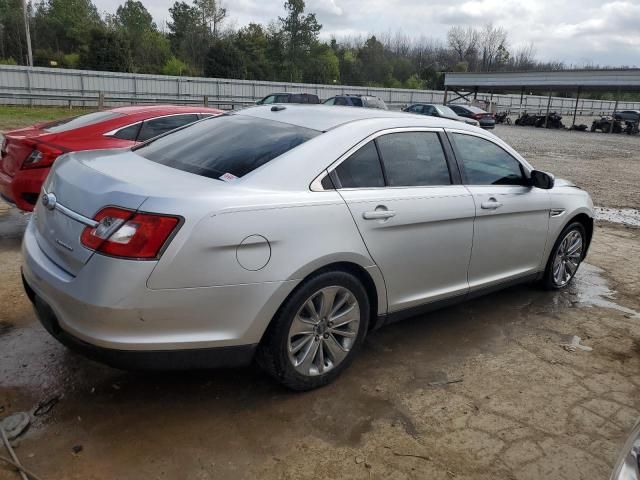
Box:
left=145, top=190, right=383, bottom=296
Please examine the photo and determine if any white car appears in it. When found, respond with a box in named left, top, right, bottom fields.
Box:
left=21, top=105, right=594, bottom=390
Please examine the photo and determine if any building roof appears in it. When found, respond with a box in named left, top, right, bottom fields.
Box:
left=445, top=69, right=640, bottom=92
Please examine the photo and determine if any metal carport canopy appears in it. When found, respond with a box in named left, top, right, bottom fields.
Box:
left=444, top=70, right=640, bottom=91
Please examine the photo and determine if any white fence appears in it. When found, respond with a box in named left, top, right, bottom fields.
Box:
left=1, top=65, right=639, bottom=115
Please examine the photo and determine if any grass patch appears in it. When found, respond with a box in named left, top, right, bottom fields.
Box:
left=0, top=106, right=96, bottom=131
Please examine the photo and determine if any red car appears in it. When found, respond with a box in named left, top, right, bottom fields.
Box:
left=0, top=105, right=222, bottom=211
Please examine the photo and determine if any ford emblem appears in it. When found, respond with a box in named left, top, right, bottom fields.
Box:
left=42, top=192, right=57, bottom=211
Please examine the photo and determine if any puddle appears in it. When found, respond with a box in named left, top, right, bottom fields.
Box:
left=594, top=207, right=640, bottom=227
left=568, top=263, right=639, bottom=318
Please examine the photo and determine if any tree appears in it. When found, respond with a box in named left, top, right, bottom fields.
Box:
left=167, top=1, right=205, bottom=72
left=235, top=23, right=274, bottom=80
left=162, top=55, right=188, bottom=75
left=80, top=28, right=131, bottom=72
left=479, top=23, right=508, bottom=72
left=33, top=0, right=102, bottom=54
left=279, top=0, right=321, bottom=81
left=447, top=26, right=479, bottom=67
left=194, top=0, right=226, bottom=39
left=114, top=0, right=170, bottom=73
left=204, top=38, right=245, bottom=78
left=358, top=36, right=391, bottom=85
left=302, top=43, right=338, bottom=84
left=0, top=0, right=27, bottom=64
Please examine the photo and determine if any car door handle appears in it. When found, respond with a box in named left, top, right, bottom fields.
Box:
left=480, top=199, right=503, bottom=210
left=363, top=210, right=396, bottom=220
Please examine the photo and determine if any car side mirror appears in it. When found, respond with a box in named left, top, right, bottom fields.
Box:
left=530, top=170, right=554, bottom=189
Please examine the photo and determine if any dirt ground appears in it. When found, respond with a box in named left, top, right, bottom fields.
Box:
left=1, top=124, right=639, bottom=480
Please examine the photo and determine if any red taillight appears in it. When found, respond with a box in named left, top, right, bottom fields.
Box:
left=81, top=207, right=180, bottom=259
left=21, top=142, right=64, bottom=169
left=472, top=113, right=484, bottom=120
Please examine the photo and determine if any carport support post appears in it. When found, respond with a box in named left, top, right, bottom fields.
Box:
left=610, top=90, right=619, bottom=134
left=544, top=91, right=552, bottom=128
left=443, top=85, right=448, bottom=105
left=518, top=87, right=524, bottom=118
left=571, top=87, right=581, bottom=130
left=473, top=87, right=478, bottom=100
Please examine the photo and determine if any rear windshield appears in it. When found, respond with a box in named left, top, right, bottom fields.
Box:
left=466, top=106, right=487, bottom=113
left=435, top=105, right=458, bottom=117
left=135, top=114, right=321, bottom=180
left=43, top=111, right=123, bottom=133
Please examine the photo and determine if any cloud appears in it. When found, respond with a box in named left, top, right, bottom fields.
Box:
left=93, top=0, right=640, bottom=67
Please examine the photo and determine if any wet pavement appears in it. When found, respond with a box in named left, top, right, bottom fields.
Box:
left=1, top=198, right=639, bottom=479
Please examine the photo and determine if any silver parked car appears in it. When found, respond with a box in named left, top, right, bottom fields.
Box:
left=403, top=103, right=480, bottom=127
left=22, top=105, right=594, bottom=390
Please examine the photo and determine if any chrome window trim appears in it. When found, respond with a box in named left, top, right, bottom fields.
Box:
left=310, top=126, right=444, bottom=192
left=103, top=112, right=208, bottom=138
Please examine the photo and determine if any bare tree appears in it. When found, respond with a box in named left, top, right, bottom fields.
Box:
left=479, top=23, right=507, bottom=71
left=447, top=26, right=479, bottom=65
left=195, top=0, right=226, bottom=38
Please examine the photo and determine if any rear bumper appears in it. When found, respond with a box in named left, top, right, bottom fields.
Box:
left=23, top=275, right=257, bottom=370
left=21, top=219, right=298, bottom=366
left=0, top=166, right=48, bottom=211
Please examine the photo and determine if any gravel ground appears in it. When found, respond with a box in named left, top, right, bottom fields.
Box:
left=494, top=125, right=640, bottom=209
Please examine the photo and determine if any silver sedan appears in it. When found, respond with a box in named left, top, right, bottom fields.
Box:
left=21, top=105, right=594, bottom=390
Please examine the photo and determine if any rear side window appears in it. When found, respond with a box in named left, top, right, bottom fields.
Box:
left=43, top=111, right=123, bottom=133
left=136, top=114, right=320, bottom=180
left=334, top=141, right=385, bottom=188
left=335, top=97, right=348, bottom=106
left=377, top=132, right=451, bottom=187
left=111, top=122, right=141, bottom=141
left=138, top=114, right=199, bottom=142
left=452, top=133, right=526, bottom=186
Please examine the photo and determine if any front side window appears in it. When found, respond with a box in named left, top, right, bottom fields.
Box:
left=275, top=95, right=289, bottom=103
left=136, top=114, right=320, bottom=180
left=138, top=114, right=199, bottom=142
left=351, top=97, right=363, bottom=107
left=335, top=97, right=348, bottom=106
left=377, top=132, right=451, bottom=187
left=334, top=141, right=385, bottom=188
left=261, top=95, right=276, bottom=104
left=323, top=97, right=335, bottom=105
left=452, top=133, right=526, bottom=186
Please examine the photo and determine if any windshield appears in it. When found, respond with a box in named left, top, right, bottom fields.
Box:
left=435, top=106, right=458, bottom=117
left=135, top=114, right=321, bottom=180
left=43, top=111, right=123, bottom=133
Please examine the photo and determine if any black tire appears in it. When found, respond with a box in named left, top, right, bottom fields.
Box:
left=257, top=270, right=370, bottom=391
left=541, top=221, right=587, bottom=290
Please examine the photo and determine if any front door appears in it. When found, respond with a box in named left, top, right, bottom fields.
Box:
left=448, top=131, right=550, bottom=289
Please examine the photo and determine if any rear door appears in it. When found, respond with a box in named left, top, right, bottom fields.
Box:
left=448, top=131, right=550, bottom=289
left=333, top=129, right=475, bottom=313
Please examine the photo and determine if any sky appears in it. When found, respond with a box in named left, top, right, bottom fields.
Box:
left=93, top=0, right=640, bottom=67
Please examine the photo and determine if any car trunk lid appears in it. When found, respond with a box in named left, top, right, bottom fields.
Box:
left=33, top=149, right=230, bottom=275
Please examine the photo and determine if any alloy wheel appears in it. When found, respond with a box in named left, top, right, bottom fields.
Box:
left=552, top=229, right=584, bottom=287
left=287, top=286, right=361, bottom=377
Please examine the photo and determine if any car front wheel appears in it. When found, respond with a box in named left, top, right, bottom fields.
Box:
left=543, top=222, right=586, bottom=289
left=257, top=271, right=370, bottom=391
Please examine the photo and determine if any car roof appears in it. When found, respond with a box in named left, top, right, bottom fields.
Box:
left=108, top=105, right=221, bottom=116
left=236, top=104, right=471, bottom=132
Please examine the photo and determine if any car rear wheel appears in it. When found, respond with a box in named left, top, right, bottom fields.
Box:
left=542, top=222, right=586, bottom=289
left=257, top=271, right=369, bottom=391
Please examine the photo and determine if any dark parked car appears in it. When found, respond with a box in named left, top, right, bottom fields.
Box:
left=448, top=104, right=496, bottom=129
left=323, top=94, right=388, bottom=110
left=403, top=103, right=479, bottom=126
left=614, top=110, right=640, bottom=122
left=256, top=93, right=320, bottom=105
